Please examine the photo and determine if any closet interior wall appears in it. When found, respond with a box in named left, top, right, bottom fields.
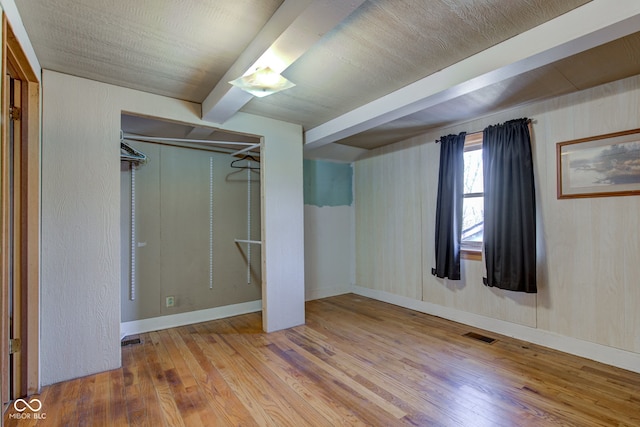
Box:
left=120, top=140, right=261, bottom=322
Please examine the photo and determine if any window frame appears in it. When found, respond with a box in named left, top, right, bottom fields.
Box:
left=461, top=132, right=483, bottom=260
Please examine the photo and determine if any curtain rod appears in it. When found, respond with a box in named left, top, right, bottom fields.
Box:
left=435, top=118, right=534, bottom=143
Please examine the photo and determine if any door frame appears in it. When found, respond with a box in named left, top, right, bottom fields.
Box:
left=1, top=12, right=40, bottom=408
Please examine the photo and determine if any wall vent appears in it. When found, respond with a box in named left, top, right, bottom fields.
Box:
left=463, top=332, right=496, bottom=344
left=121, top=337, right=142, bottom=347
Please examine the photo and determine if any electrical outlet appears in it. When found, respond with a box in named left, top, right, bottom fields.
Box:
left=166, top=296, right=175, bottom=307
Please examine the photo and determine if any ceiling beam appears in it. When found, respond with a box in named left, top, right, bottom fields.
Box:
left=304, top=0, right=640, bottom=150
left=202, top=0, right=365, bottom=125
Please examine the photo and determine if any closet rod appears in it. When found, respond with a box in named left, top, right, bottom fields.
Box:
left=122, top=133, right=256, bottom=147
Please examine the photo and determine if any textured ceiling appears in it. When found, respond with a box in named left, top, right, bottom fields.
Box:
left=15, top=0, right=284, bottom=101
left=241, top=0, right=592, bottom=130
left=16, top=0, right=640, bottom=151
left=339, top=30, right=640, bottom=149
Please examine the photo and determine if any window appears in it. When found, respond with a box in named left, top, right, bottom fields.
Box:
left=462, top=133, right=483, bottom=253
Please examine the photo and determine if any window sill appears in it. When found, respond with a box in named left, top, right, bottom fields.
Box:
left=461, top=249, right=482, bottom=261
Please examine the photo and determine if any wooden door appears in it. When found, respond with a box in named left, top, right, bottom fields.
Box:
left=2, top=16, right=40, bottom=413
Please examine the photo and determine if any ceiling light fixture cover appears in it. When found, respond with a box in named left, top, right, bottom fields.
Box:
left=229, top=67, right=295, bottom=98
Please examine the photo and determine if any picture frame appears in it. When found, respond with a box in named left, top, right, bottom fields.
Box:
left=556, top=128, right=640, bottom=199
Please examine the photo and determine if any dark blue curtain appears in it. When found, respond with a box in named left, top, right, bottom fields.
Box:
left=432, top=132, right=466, bottom=280
left=482, top=119, right=537, bottom=293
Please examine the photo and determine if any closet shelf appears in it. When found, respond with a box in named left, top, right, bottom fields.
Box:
left=234, top=239, right=262, bottom=245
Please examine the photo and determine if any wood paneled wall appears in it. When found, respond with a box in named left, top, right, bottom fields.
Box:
left=355, top=142, right=423, bottom=300
left=533, top=76, right=640, bottom=352
left=355, top=74, right=640, bottom=354
left=355, top=136, right=537, bottom=326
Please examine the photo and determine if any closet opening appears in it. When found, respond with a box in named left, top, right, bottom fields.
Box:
left=119, top=113, right=263, bottom=336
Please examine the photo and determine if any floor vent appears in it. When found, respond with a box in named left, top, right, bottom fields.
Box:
left=121, top=337, right=142, bottom=347
left=463, top=332, right=496, bottom=344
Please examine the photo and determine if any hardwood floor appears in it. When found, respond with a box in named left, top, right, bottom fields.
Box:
left=5, top=294, right=640, bottom=426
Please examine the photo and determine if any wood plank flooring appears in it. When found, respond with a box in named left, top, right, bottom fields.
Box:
left=5, top=294, right=640, bottom=426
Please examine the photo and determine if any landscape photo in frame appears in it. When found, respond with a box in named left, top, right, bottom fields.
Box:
left=557, top=128, right=640, bottom=199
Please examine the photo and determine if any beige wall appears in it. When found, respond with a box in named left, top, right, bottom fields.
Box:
left=120, top=142, right=261, bottom=322
left=355, top=74, right=640, bottom=361
left=41, top=70, right=304, bottom=385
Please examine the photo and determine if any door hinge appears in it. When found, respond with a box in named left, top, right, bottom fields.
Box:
left=9, top=106, right=21, bottom=121
left=9, top=338, right=21, bottom=354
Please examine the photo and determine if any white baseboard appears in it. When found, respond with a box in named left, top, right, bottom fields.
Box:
left=305, top=285, right=351, bottom=301
left=120, top=300, right=262, bottom=339
left=352, top=285, right=640, bottom=374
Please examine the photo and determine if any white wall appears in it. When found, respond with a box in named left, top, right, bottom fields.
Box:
left=223, top=113, right=305, bottom=333
left=302, top=159, right=354, bottom=300
left=355, top=74, right=640, bottom=372
left=304, top=205, right=353, bottom=300
left=41, top=70, right=304, bottom=385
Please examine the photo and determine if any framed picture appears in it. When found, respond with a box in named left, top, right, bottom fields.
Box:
left=557, top=128, right=640, bottom=199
